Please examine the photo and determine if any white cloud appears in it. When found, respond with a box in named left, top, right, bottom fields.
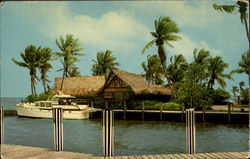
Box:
left=170, top=33, right=222, bottom=61
left=17, top=3, right=152, bottom=53
left=131, top=1, right=224, bottom=27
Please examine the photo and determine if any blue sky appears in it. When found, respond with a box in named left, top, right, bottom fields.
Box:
left=0, top=1, right=249, bottom=98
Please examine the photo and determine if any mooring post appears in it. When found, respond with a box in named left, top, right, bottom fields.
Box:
left=186, top=109, right=195, bottom=154
left=102, top=108, right=114, bottom=157
left=142, top=100, right=145, bottom=120
left=105, top=101, right=108, bottom=109
left=181, top=103, right=184, bottom=121
left=228, top=102, right=231, bottom=123
left=53, top=107, right=63, bottom=151
left=0, top=107, right=3, bottom=159
left=202, top=105, right=205, bottom=122
left=0, top=107, right=3, bottom=145
left=123, top=101, right=126, bottom=120
left=160, top=102, right=163, bottom=121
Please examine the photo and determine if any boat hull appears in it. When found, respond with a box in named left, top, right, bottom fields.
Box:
left=16, top=105, right=93, bottom=120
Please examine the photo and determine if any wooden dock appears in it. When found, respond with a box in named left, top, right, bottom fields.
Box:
left=0, top=144, right=248, bottom=159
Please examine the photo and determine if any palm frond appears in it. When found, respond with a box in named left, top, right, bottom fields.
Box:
left=213, top=4, right=236, bottom=13
left=142, top=40, right=155, bottom=54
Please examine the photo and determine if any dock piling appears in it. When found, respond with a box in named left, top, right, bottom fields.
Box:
left=228, top=102, right=232, bottom=123
left=53, top=108, right=63, bottom=151
left=186, top=109, right=195, bottom=154
left=160, top=102, right=163, bottom=121
left=142, top=101, right=145, bottom=120
left=123, top=101, right=126, bottom=120
left=102, top=108, right=114, bottom=157
left=181, top=103, right=184, bottom=121
left=0, top=107, right=3, bottom=145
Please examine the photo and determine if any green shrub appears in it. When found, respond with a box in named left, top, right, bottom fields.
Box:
left=24, top=95, right=39, bottom=102
left=154, top=102, right=181, bottom=111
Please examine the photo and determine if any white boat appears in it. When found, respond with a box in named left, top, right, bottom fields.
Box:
left=16, top=95, right=95, bottom=120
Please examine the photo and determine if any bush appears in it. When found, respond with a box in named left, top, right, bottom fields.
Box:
left=211, top=88, right=230, bottom=105
left=154, top=102, right=181, bottom=111
left=24, top=95, right=39, bottom=102
left=24, top=90, right=54, bottom=103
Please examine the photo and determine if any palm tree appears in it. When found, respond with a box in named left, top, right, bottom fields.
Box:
left=231, top=51, right=249, bottom=75
left=207, top=56, right=232, bottom=89
left=142, top=54, right=163, bottom=85
left=231, top=86, right=239, bottom=102
left=12, top=45, right=41, bottom=96
left=239, top=81, right=245, bottom=92
left=38, top=47, right=53, bottom=93
left=213, top=1, right=249, bottom=41
left=167, top=54, right=188, bottom=87
left=142, top=16, right=181, bottom=91
left=192, top=48, right=210, bottom=82
left=68, top=66, right=80, bottom=77
left=91, top=49, right=120, bottom=76
left=55, top=34, right=84, bottom=91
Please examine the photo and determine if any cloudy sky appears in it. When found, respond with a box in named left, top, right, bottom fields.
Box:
left=1, top=1, right=249, bottom=98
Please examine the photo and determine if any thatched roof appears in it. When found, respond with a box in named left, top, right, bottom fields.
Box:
left=103, top=69, right=171, bottom=96
left=54, top=75, right=105, bottom=96
left=54, top=69, right=171, bottom=97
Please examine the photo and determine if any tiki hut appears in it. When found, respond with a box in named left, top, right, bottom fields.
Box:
left=54, top=75, right=105, bottom=96
left=99, top=69, right=171, bottom=102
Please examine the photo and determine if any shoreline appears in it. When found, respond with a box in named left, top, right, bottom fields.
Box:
left=4, top=109, right=248, bottom=124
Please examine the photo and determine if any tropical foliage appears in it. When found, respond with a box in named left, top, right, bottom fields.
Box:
left=167, top=54, right=188, bottom=88
left=38, top=47, right=53, bottom=92
left=213, top=0, right=249, bottom=41
left=142, top=16, right=181, bottom=89
left=12, top=45, right=42, bottom=96
left=207, top=56, right=232, bottom=89
left=91, top=49, right=120, bottom=76
left=55, top=34, right=84, bottom=91
left=172, top=48, right=232, bottom=109
left=231, top=51, right=249, bottom=75
left=142, top=54, right=163, bottom=84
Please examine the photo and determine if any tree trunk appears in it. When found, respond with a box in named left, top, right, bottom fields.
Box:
left=30, top=75, right=34, bottom=96
left=158, top=45, right=174, bottom=96
left=59, top=68, right=66, bottom=92
left=243, top=17, right=249, bottom=42
left=42, top=78, right=47, bottom=93
left=33, top=79, right=37, bottom=96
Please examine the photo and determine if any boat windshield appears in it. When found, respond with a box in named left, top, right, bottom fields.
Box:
left=35, top=101, right=52, bottom=107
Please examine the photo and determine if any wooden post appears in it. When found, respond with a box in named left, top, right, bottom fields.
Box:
left=202, top=105, right=205, bottom=122
left=91, top=101, right=94, bottom=107
left=0, top=107, right=3, bottom=159
left=0, top=107, right=3, bottom=144
left=228, top=102, right=231, bottom=123
left=160, top=102, right=163, bottom=121
left=105, top=101, right=108, bottom=109
left=181, top=103, right=184, bottom=121
left=53, top=108, right=63, bottom=151
left=186, top=109, right=195, bottom=154
left=142, top=100, right=145, bottom=120
left=102, top=109, right=114, bottom=157
left=123, top=101, right=126, bottom=120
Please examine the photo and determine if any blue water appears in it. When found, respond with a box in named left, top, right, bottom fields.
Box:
left=4, top=117, right=248, bottom=156
left=2, top=98, right=249, bottom=155
left=0, top=97, right=23, bottom=110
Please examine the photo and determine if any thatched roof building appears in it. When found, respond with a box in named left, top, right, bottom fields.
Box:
left=54, top=75, right=105, bottom=96
left=99, top=69, right=171, bottom=101
left=54, top=69, right=171, bottom=101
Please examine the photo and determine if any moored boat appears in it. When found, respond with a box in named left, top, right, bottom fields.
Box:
left=16, top=95, right=95, bottom=120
